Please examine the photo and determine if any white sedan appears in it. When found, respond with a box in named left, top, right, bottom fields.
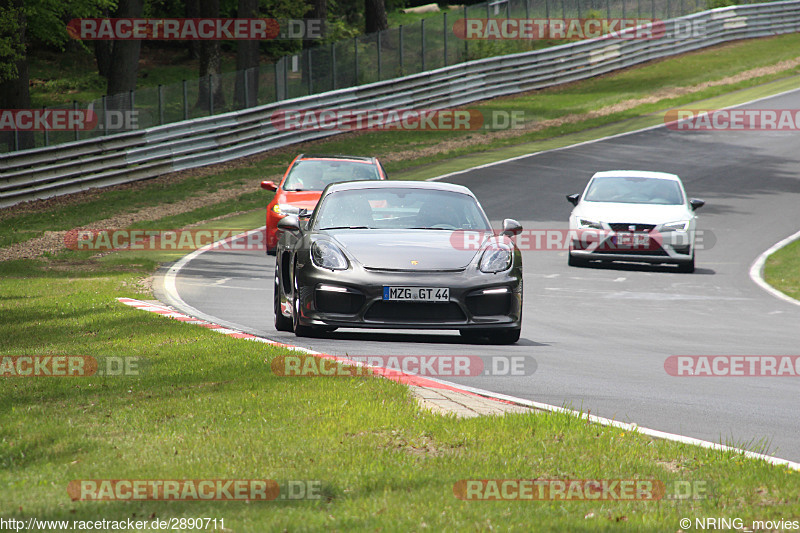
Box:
left=566, top=170, right=704, bottom=273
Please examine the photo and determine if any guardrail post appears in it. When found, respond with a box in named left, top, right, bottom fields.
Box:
left=13, top=129, right=18, bottom=151
left=73, top=101, right=80, bottom=141
left=182, top=80, right=188, bottom=120
left=421, top=19, right=426, bottom=72
left=354, top=37, right=358, bottom=85
left=378, top=30, right=383, bottom=78
left=158, top=84, right=164, bottom=125
left=443, top=13, right=448, bottom=67
left=243, top=68, right=250, bottom=107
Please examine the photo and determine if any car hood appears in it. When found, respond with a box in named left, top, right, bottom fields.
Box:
left=276, top=190, right=322, bottom=211
left=573, top=202, right=691, bottom=225
left=327, top=230, right=482, bottom=270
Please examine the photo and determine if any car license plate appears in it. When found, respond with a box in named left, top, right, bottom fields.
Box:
left=613, top=232, right=649, bottom=247
left=383, top=287, right=449, bottom=302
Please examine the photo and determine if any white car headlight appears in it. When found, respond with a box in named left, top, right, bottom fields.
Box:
left=661, top=220, right=690, bottom=232
left=577, top=218, right=603, bottom=230
left=311, top=240, right=348, bottom=270
left=479, top=243, right=513, bottom=273
left=273, top=203, right=301, bottom=216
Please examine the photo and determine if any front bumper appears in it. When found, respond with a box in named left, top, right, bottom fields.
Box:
left=570, top=229, right=694, bottom=264
left=291, top=262, right=522, bottom=330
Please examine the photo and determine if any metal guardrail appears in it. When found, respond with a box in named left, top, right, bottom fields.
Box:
left=2, top=1, right=799, bottom=208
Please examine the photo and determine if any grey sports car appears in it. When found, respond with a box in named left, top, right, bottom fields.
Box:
left=273, top=180, right=523, bottom=344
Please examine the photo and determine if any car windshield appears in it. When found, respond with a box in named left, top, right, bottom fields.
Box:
left=314, top=188, right=492, bottom=231
left=584, top=176, right=684, bottom=205
left=283, top=160, right=380, bottom=191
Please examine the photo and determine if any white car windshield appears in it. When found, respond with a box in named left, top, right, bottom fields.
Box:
left=314, top=188, right=492, bottom=231
left=283, top=160, right=381, bottom=191
left=584, top=176, right=684, bottom=205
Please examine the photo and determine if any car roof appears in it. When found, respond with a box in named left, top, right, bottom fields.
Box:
left=323, top=180, right=476, bottom=196
left=297, top=154, right=376, bottom=163
left=591, top=170, right=682, bottom=182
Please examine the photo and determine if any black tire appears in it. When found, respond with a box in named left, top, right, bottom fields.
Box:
left=676, top=256, right=695, bottom=273
left=487, top=328, right=521, bottom=345
left=292, top=267, right=315, bottom=337
left=274, top=272, right=293, bottom=332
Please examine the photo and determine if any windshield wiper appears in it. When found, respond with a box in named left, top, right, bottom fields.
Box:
left=320, top=226, right=372, bottom=230
left=407, top=226, right=449, bottom=230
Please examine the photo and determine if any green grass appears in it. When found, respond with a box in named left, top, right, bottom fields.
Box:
left=1, top=259, right=799, bottom=530
left=764, top=238, right=800, bottom=301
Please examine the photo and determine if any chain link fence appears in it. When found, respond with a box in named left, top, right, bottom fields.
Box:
left=5, top=0, right=771, bottom=152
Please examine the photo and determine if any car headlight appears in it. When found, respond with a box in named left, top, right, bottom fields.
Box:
left=577, top=218, right=603, bottom=230
left=661, top=220, right=690, bottom=232
left=311, top=240, right=349, bottom=270
left=479, top=243, right=513, bottom=273
left=273, top=203, right=301, bottom=216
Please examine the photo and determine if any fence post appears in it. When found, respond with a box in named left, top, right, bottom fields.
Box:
left=463, top=6, right=468, bottom=61
left=353, top=37, right=358, bottom=85
left=578, top=0, right=582, bottom=19
left=307, top=48, right=313, bottom=95
left=208, top=74, right=214, bottom=115
left=399, top=25, right=404, bottom=73
left=243, top=68, right=250, bottom=107
left=606, top=0, right=611, bottom=18
left=331, top=44, right=337, bottom=90
left=561, top=0, right=566, bottom=20
left=378, top=30, right=383, bottom=79
left=42, top=107, right=48, bottom=147
left=651, top=0, right=655, bottom=18
left=13, top=129, right=18, bottom=151
left=183, top=80, right=188, bottom=119
left=73, top=101, right=80, bottom=141
left=129, top=89, right=135, bottom=113
left=102, top=95, right=108, bottom=136
left=158, top=84, right=164, bottom=125
left=421, top=19, right=426, bottom=72
left=443, top=13, right=448, bottom=67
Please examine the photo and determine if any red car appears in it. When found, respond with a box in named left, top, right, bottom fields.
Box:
left=261, top=154, right=387, bottom=254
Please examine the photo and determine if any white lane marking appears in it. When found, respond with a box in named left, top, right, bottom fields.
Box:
left=749, top=228, right=800, bottom=307
left=613, top=277, right=626, bottom=282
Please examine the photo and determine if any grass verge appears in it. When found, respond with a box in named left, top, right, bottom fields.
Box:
left=2, top=258, right=799, bottom=530
left=764, top=238, right=800, bottom=301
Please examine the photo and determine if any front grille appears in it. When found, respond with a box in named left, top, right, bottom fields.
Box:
left=315, top=289, right=365, bottom=314
left=597, top=246, right=669, bottom=256
left=609, top=223, right=656, bottom=232
left=364, top=301, right=466, bottom=322
left=466, top=293, right=512, bottom=316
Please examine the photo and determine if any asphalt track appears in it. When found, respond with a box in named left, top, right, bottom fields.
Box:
left=158, top=89, right=800, bottom=462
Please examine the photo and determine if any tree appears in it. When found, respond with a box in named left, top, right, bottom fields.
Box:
left=0, top=0, right=31, bottom=150
left=364, top=0, right=387, bottom=34
left=196, top=0, right=223, bottom=111
left=233, top=0, right=258, bottom=109
left=106, top=0, right=143, bottom=110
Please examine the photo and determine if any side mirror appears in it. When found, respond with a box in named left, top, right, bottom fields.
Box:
left=277, top=215, right=300, bottom=232
left=261, top=180, right=277, bottom=192
left=566, top=193, right=580, bottom=206
left=298, top=208, right=311, bottom=218
left=501, top=218, right=523, bottom=237
left=689, top=198, right=705, bottom=210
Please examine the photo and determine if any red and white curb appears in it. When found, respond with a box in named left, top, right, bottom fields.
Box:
left=115, top=296, right=513, bottom=398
